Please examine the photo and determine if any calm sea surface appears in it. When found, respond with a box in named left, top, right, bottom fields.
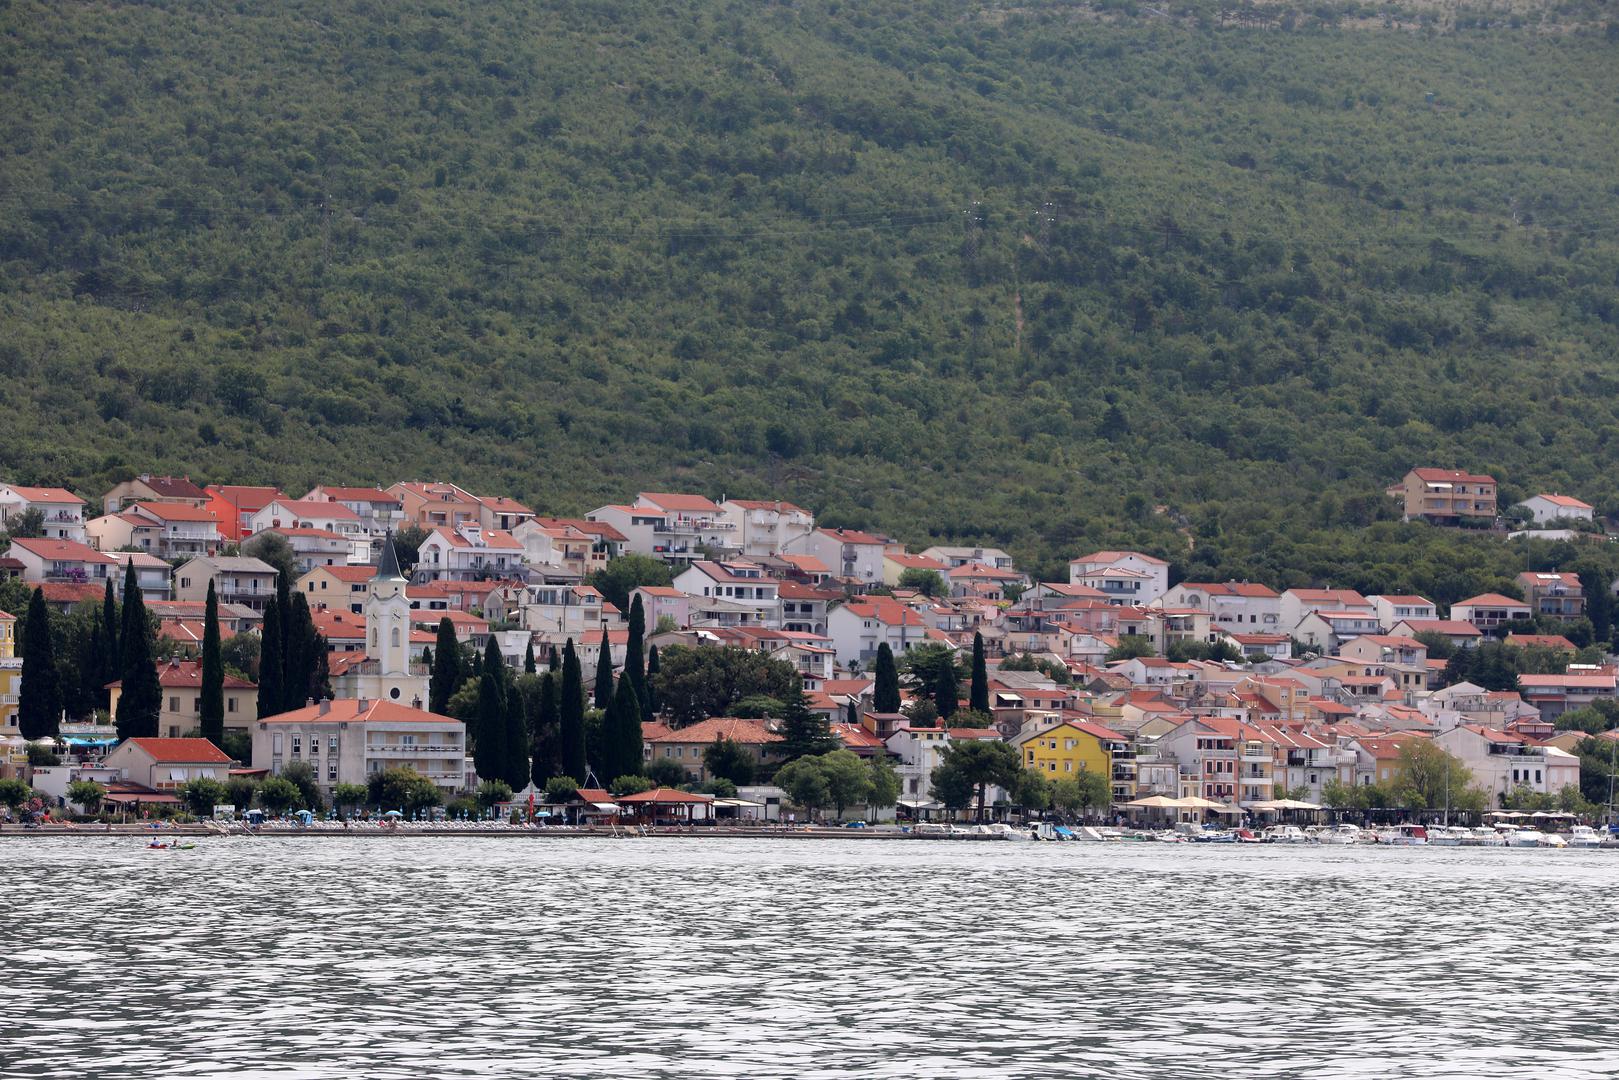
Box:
left=5, top=837, right=1618, bottom=1079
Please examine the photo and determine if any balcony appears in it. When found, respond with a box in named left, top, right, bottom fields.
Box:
left=367, top=743, right=464, bottom=755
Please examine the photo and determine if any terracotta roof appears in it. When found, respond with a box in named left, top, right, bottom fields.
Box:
left=1410, top=468, right=1495, bottom=485
left=7, top=537, right=115, bottom=562
left=2, top=485, right=82, bottom=503
left=885, top=553, right=949, bottom=571
left=261, top=499, right=361, bottom=521
left=131, top=501, right=219, bottom=523
left=304, top=565, right=379, bottom=583
left=726, top=499, right=809, bottom=514
left=646, top=717, right=783, bottom=745
left=1518, top=674, right=1617, bottom=689
left=1179, top=581, right=1279, bottom=598
left=1395, top=619, right=1484, bottom=636
left=638, top=492, right=719, bottom=513
left=1070, top=550, right=1167, bottom=566
left=1288, top=588, right=1370, bottom=605
left=38, top=583, right=107, bottom=604
left=831, top=723, right=886, bottom=749
left=120, top=659, right=255, bottom=690
left=818, top=527, right=887, bottom=546
left=1374, top=595, right=1434, bottom=605
left=533, top=517, right=628, bottom=543
left=1531, top=493, right=1592, bottom=510
left=259, top=700, right=462, bottom=725
left=122, top=737, right=234, bottom=764
left=779, top=554, right=830, bottom=574
left=206, top=486, right=288, bottom=508
left=132, top=476, right=209, bottom=499
left=311, top=486, right=401, bottom=504
left=429, top=526, right=522, bottom=551
left=1506, top=634, right=1577, bottom=651
left=616, top=787, right=714, bottom=804
left=1454, top=593, right=1530, bottom=608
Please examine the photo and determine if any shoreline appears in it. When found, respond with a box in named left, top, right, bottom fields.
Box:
left=0, top=823, right=964, bottom=840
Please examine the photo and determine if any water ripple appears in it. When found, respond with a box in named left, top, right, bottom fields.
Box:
left=3, top=839, right=1617, bottom=1079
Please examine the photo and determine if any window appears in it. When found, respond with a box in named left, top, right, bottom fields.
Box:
left=228, top=699, right=237, bottom=714
left=329, top=736, right=339, bottom=752
left=328, top=762, right=339, bottom=780
left=273, top=733, right=283, bottom=754
left=180, top=577, right=191, bottom=589
left=291, top=736, right=301, bottom=756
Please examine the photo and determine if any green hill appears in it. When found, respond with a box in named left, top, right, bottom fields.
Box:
left=2, top=0, right=1618, bottom=597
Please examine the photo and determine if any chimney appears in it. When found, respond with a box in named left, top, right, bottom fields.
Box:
left=319, top=698, right=331, bottom=716
left=357, top=696, right=369, bottom=712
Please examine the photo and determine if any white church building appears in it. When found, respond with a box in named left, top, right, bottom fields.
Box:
left=329, top=536, right=432, bottom=707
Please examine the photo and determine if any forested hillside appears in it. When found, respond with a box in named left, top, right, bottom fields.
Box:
left=2, top=0, right=1618, bottom=597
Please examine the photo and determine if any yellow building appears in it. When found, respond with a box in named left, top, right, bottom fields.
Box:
left=0, top=609, right=21, bottom=769
left=1013, top=719, right=1135, bottom=801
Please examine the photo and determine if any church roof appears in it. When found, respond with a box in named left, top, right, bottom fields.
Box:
left=376, top=534, right=404, bottom=580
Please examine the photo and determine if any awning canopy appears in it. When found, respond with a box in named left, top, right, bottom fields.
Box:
left=589, top=802, right=620, bottom=813
left=1124, top=795, right=1180, bottom=808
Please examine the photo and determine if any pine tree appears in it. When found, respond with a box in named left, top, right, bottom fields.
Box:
left=593, top=626, right=613, bottom=709
left=504, top=678, right=530, bottom=789
left=645, top=644, right=661, bottom=718
left=472, top=672, right=503, bottom=783
left=115, top=570, right=161, bottom=740
left=100, top=575, right=120, bottom=705
left=532, top=671, right=560, bottom=788
left=873, top=642, right=900, bottom=713
left=257, top=598, right=284, bottom=718
left=934, top=657, right=959, bottom=720
left=200, top=579, right=225, bottom=747
left=605, top=670, right=642, bottom=783
left=547, top=645, right=560, bottom=672
left=970, top=632, right=990, bottom=713
left=429, top=617, right=460, bottom=714
left=559, top=639, right=587, bottom=782
left=17, top=587, right=61, bottom=740
left=778, top=682, right=837, bottom=760
left=625, top=594, right=647, bottom=721
left=524, top=640, right=536, bottom=674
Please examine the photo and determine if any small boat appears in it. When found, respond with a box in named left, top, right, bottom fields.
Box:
left=1464, top=827, right=1507, bottom=847
left=1536, top=831, right=1568, bottom=849
left=1317, top=823, right=1363, bottom=845
left=1202, top=829, right=1237, bottom=843
left=1427, top=825, right=1467, bottom=847
left=1374, top=823, right=1428, bottom=846
left=1262, top=824, right=1311, bottom=844
left=1568, top=825, right=1604, bottom=849
left=1506, top=827, right=1545, bottom=848
left=1234, top=828, right=1264, bottom=844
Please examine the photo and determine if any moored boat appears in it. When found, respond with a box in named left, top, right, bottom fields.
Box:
left=1568, top=824, right=1603, bottom=849
left=1374, top=823, right=1428, bottom=846
left=1317, top=823, right=1363, bottom=845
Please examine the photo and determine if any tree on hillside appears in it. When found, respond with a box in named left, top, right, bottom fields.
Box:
left=897, top=568, right=947, bottom=597
left=625, top=593, right=648, bottom=722
left=199, top=579, right=225, bottom=746
left=243, top=532, right=298, bottom=584
left=601, top=670, right=642, bottom=785
left=429, top=616, right=461, bottom=715
left=257, top=598, right=283, bottom=718
left=703, top=737, right=756, bottom=786
left=1105, top=635, right=1156, bottom=662
left=872, top=642, right=900, bottom=713
left=531, top=671, right=561, bottom=788
left=777, top=682, right=838, bottom=760
left=644, top=644, right=660, bottom=717
left=391, top=525, right=429, bottom=573
left=282, top=591, right=318, bottom=711
left=4, top=507, right=44, bottom=539
left=524, top=640, right=536, bottom=674
left=587, top=554, right=675, bottom=611
left=651, top=645, right=800, bottom=726
left=969, top=632, right=989, bottom=713
left=930, top=740, right=1021, bottom=822
left=99, top=576, right=120, bottom=706
left=472, top=672, right=504, bottom=784
left=593, top=627, right=613, bottom=710
left=933, top=657, right=960, bottom=721
left=17, top=588, right=61, bottom=740
left=775, top=756, right=832, bottom=820
left=503, top=678, right=530, bottom=790
left=115, top=567, right=161, bottom=740
left=559, top=639, right=587, bottom=782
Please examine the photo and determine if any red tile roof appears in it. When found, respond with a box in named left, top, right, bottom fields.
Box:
left=646, top=717, right=783, bottom=745
left=616, top=787, right=714, bottom=804
left=131, top=501, right=219, bottom=522
left=1070, top=550, right=1167, bottom=566
left=312, top=486, right=401, bottom=504
left=7, top=537, right=115, bottom=562
left=1411, top=468, right=1495, bottom=485
left=3, top=485, right=82, bottom=503
left=123, top=737, right=234, bottom=764
left=259, top=700, right=462, bottom=725
left=638, top=492, right=719, bottom=513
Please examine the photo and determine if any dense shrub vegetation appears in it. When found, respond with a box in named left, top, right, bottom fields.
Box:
left=1, top=0, right=1616, bottom=594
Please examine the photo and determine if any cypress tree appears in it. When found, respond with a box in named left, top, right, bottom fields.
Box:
left=311, top=634, right=332, bottom=702
left=421, top=645, right=432, bottom=671
left=645, top=644, right=661, bottom=718
left=593, top=626, right=613, bottom=709
left=524, top=640, right=536, bottom=674
left=17, top=587, right=61, bottom=740
left=605, top=670, right=642, bottom=783
left=532, top=671, right=560, bottom=787
left=199, top=579, right=225, bottom=746
left=547, top=645, right=560, bottom=673
left=846, top=698, right=858, bottom=727
left=115, top=572, right=161, bottom=740
left=117, top=563, right=142, bottom=671
left=472, top=672, right=503, bottom=783
left=257, top=598, right=284, bottom=718
left=283, top=591, right=317, bottom=712
left=504, top=678, right=530, bottom=789
left=429, top=616, right=460, bottom=714
left=625, top=594, right=647, bottom=718
left=483, top=635, right=504, bottom=680
left=100, top=575, right=120, bottom=703
left=873, top=643, right=900, bottom=713
left=970, top=632, right=990, bottom=713
left=934, top=658, right=959, bottom=721
left=559, top=639, right=587, bottom=782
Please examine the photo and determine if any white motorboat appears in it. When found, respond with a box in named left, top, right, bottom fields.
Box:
left=1427, top=825, right=1467, bottom=847
left=1536, top=831, right=1568, bottom=849
left=1464, top=827, right=1507, bottom=847
left=1317, top=823, right=1363, bottom=845
left=1374, top=823, right=1429, bottom=846
left=1262, top=824, right=1311, bottom=844
left=1568, top=824, right=1604, bottom=849
left=1506, top=827, right=1545, bottom=848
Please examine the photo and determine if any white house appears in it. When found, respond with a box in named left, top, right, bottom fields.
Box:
left=786, top=528, right=890, bottom=587
left=4, top=537, right=118, bottom=584
left=1435, top=724, right=1580, bottom=803
left=632, top=586, right=691, bottom=632
left=519, top=583, right=606, bottom=638
left=1369, top=594, right=1438, bottom=629
left=246, top=499, right=364, bottom=542
left=1067, top=551, right=1169, bottom=604
left=253, top=698, right=467, bottom=798
left=921, top=545, right=1017, bottom=570
left=413, top=525, right=523, bottom=582
left=587, top=492, right=735, bottom=565
left=825, top=595, right=938, bottom=667
left=0, top=485, right=87, bottom=542
left=1277, top=589, right=1373, bottom=634
left=102, top=737, right=235, bottom=792
left=1293, top=610, right=1382, bottom=653
left=672, top=560, right=781, bottom=626
left=718, top=499, right=816, bottom=557
left=1157, top=581, right=1280, bottom=635
left=302, top=486, right=405, bottom=546
left=123, top=502, right=223, bottom=559
left=1449, top=593, right=1532, bottom=632
left=172, top=556, right=280, bottom=611
left=1517, top=494, right=1594, bottom=526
